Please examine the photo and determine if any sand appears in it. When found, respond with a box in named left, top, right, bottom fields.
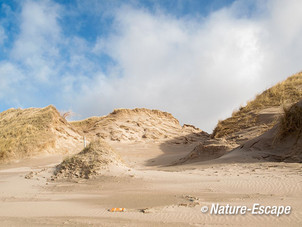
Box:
left=0, top=141, right=301, bottom=226
left=70, top=108, right=208, bottom=143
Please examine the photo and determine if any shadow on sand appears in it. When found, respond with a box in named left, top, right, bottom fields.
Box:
left=144, top=132, right=209, bottom=167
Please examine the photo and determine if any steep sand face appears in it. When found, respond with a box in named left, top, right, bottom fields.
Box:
left=212, top=72, right=302, bottom=144
left=220, top=100, right=302, bottom=162
left=71, top=108, right=209, bottom=143
left=0, top=105, right=83, bottom=163
left=180, top=98, right=302, bottom=164
left=179, top=73, right=302, bottom=165
left=54, top=139, right=126, bottom=180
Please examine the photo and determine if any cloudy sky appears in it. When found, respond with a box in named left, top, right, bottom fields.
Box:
left=0, top=0, right=301, bottom=132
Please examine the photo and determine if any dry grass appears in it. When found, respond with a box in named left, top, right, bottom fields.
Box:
left=54, top=139, right=123, bottom=179
left=70, top=116, right=102, bottom=133
left=212, top=72, right=302, bottom=139
left=61, top=111, right=72, bottom=120
left=277, top=101, right=302, bottom=140
left=0, top=106, right=57, bottom=161
left=0, top=105, right=79, bottom=163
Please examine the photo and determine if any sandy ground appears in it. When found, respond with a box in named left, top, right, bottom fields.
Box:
left=0, top=142, right=301, bottom=226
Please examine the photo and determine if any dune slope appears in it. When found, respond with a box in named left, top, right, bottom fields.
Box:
left=223, top=100, right=302, bottom=162
left=0, top=105, right=82, bottom=163
left=54, top=139, right=125, bottom=180
left=212, top=72, right=302, bottom=144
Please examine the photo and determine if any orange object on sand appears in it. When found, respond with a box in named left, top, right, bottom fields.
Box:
left=110, top=208, right=125, bottom=212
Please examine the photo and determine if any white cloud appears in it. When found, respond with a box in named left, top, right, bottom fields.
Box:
left=10, top=0, right=62, bottom=82
left=0, top=0, right=104, bottom=109
left=258, top=0, right=302, bottom=82
left=70, top=0, right=302, bottom=132
left=0, top=62, right=24, bottom=99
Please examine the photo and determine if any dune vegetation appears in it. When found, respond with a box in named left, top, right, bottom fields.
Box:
left=212, top=72, right=302, bottom=139
left=277, top=100, right=302, bottom=140
left=0, top=105, right=81, bottom=163
left=54, top=139, right=123, bottom=179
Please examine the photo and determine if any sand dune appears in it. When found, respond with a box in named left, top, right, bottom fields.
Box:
left=212, top=72, right=302, bottom=144
left=0, top=105, right=83, bottom=163
left=71, top=108, right=209, bottom=143
left=54, top=139, right=126, bottom=180
left=225, top=100, right=302, bottom=162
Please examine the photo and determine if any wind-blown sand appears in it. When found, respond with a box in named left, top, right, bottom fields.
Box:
left=0, top=141, right=301, bottom=226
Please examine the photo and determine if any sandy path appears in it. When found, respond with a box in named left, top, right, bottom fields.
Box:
left=0, top=143, right=301, bottom=226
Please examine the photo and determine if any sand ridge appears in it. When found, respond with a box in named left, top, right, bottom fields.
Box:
left=71, top=108, right=209, bottom=143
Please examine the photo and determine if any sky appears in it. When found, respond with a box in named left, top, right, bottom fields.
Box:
left=0, top=0, right=302, bottom=133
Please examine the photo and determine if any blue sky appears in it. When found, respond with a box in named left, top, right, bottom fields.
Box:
left=0, top=0, right=302, bottom=132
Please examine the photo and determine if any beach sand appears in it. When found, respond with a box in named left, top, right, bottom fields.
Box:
left=0, top=141, right=301, bottom=226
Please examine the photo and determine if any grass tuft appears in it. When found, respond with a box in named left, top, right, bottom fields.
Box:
left=54, top=139, right=122, bottom=179
left=277, top=101, right=302, bottom=140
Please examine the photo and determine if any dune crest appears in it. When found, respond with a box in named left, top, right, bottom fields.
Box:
left=71, top=108, right=208, bottom=143
left=0, top=105, right=82, bottom=163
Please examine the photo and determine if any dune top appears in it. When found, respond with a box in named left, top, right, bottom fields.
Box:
left=0, top=105, right=82, bottom=163
left=71, top=108, right=208, bottom=143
